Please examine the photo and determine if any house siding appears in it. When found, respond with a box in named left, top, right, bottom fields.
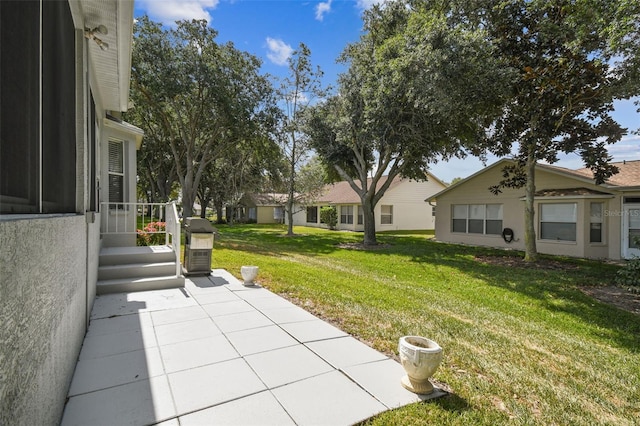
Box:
left=291, top=177, right=445, bottom=231
left=257, top=206, right=280, bottom=224
left=0, top=215, right=88, bottom=426
left=434, top=161, right=632, bottom=260
left=376, top=179, right=440, bottom=231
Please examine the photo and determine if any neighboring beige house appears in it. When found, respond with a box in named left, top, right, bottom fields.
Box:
left=291, top=174, right=447, bottom=231
left=233, top=193, right=286, bottom=224
left=428, top=159, right=640, bottom=260
left=0, top=1, right=146, bottom=424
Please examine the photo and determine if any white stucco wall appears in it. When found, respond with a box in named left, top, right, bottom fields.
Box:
left=0, top=215, right=88, bottom=425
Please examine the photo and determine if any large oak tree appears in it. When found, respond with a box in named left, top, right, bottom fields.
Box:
left=305, top=0, right=511, bottom=245
left=130, top=17, right=277, bottom=218
left=472, top=0, right=640, bottom=261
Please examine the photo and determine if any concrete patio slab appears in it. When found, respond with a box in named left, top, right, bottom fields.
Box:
left=245, top=344, right=334, bottom=388
left=342, top=358, right=447, bottom=408
left=154, top=317, right=221, bottom=346
left=280, top=318, right=349, bottom=343
left=271, top=370, right=388, bottom=425
left=90, top=288, right=197, bottom=319
left=85, top=311, right=153, bottom=336
left=150, top=305, right=208, bottom=326
left=306, top=335, right=389, bottom=369
left=211, top=309, right=273, bottom=333
left=167, top=357, right=266, bottom=414
left=225, top=324, right=299, bottom=356
left=61, top=375, right=176, bottom=426
left=261, top=305, right=320, bottom=324
left=159, top=334, right=239, bottom=373
left=189, top=289, right=241, bottom=305
left=78, top=326, right=157, bottom=360
left=201, top=298, right=255, bottom=317
left=179, top=391, right=295, bottom=426
left=61, top=271, right=446, bottom=426
left=68, top=346, right=164, bottom=396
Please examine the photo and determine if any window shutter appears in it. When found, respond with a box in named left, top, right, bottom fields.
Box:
left=108, top=141, right=124, bottom=203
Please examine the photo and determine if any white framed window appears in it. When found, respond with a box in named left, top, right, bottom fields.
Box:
left=381, top=205, right=393, bottom=224
left=486, top=204, right=503, bottom=235
left=452, top=204, right=502, bottom=235
left=357, top=206, right=363, bottom=225
left=590, top=202, right=603, bottom=243
left=108, top=140, right=125, bottom=207
left=340, top=205, right=354, bottom=224
left=469, top=204, right=485, bottom=233
left=452, top=205, right=468, bottom=232
left=540, top=203, right=577, bottom=241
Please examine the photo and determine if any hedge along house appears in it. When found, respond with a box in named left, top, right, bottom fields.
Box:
left=0, top=1, right=143, bottom=424
left=291, top=174, right=447, bottom=231
left=427, top=159, right=640, bottom=260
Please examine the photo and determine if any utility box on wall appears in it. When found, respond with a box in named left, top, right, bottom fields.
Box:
left=183, top=217, right=214, bottom=275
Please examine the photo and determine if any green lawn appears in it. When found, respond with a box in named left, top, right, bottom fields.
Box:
left=211, top=224, right=639, bottom=425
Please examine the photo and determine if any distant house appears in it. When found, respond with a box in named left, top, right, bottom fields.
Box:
left=290, top=174, right=447, bottom=231
left=427, top=159, right=640, bottom=260
left=233, top=193, right=286, bottom=224
left=0, top=1, right=143, bottom=423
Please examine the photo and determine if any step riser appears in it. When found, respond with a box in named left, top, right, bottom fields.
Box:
left=99, top=251, right=176, bottom=266
left=98, top=263, right=178, bottom=281
left=96, top=276, right=185, bottom=295
left=97, top=246, right=185, bottom=295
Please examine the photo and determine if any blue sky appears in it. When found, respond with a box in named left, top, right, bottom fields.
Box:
left=133, top=0, right=639, bottom=183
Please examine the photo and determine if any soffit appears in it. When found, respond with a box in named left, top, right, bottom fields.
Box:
left=78, top=0, right=134, bottom=112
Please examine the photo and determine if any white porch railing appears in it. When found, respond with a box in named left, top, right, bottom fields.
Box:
left=100, top=201, right=181, bottom=277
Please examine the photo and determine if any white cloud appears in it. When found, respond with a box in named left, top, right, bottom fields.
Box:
left=608, top=135, right=640, bottom=161
left=315, top=0, right=332, bottom=21
left=137, top=0, right=219, bottom=25
left=265, top=37, right=293, bottom=66
left=356, top=0, right=386, bottom=10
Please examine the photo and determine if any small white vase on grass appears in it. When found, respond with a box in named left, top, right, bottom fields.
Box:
left=240, top=266, right=259, bottom=286
left=398, top=335, right=443, bottom=394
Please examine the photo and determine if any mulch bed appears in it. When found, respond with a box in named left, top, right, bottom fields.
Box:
left=579, top=286, right=640, bottom=315
left=475, top=254, right=580, bottom=271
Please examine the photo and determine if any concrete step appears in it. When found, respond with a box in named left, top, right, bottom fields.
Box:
left=99, top=245, right=176, bottom=266
left=98, top=262, right=178, bottom=281
left=96, top=275, right=186, bottom=295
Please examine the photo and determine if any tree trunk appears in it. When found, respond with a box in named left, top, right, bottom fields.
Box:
left=182, top=188, right=195, bottom=218
left=214, top=201, right=224, bottom=224
left=524, top=154, right=538, bottom=262
left=199, top=198, right=209, bottom=218
left=362, top=198, right=377, bottom=246
left=286, top=198, right=294, bottom=235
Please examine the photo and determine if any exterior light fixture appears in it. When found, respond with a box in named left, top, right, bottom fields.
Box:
left=84, top=25, right=109, bottom=51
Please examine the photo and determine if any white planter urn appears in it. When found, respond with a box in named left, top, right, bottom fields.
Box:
left=398, top=336, right=443, bottom=395
left=240, top=266, right=259, bottom=286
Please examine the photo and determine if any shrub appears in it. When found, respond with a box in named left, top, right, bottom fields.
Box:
left=320, top=206, right=338, bottom=230
left=615, top=256, right=640, bottom=292
left=136, top=221, right=166, bottom=246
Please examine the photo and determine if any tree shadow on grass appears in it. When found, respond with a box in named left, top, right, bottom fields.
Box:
left=215, top=226, right=640, bottom=353
left=400, top=240, right=640, bottom=353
